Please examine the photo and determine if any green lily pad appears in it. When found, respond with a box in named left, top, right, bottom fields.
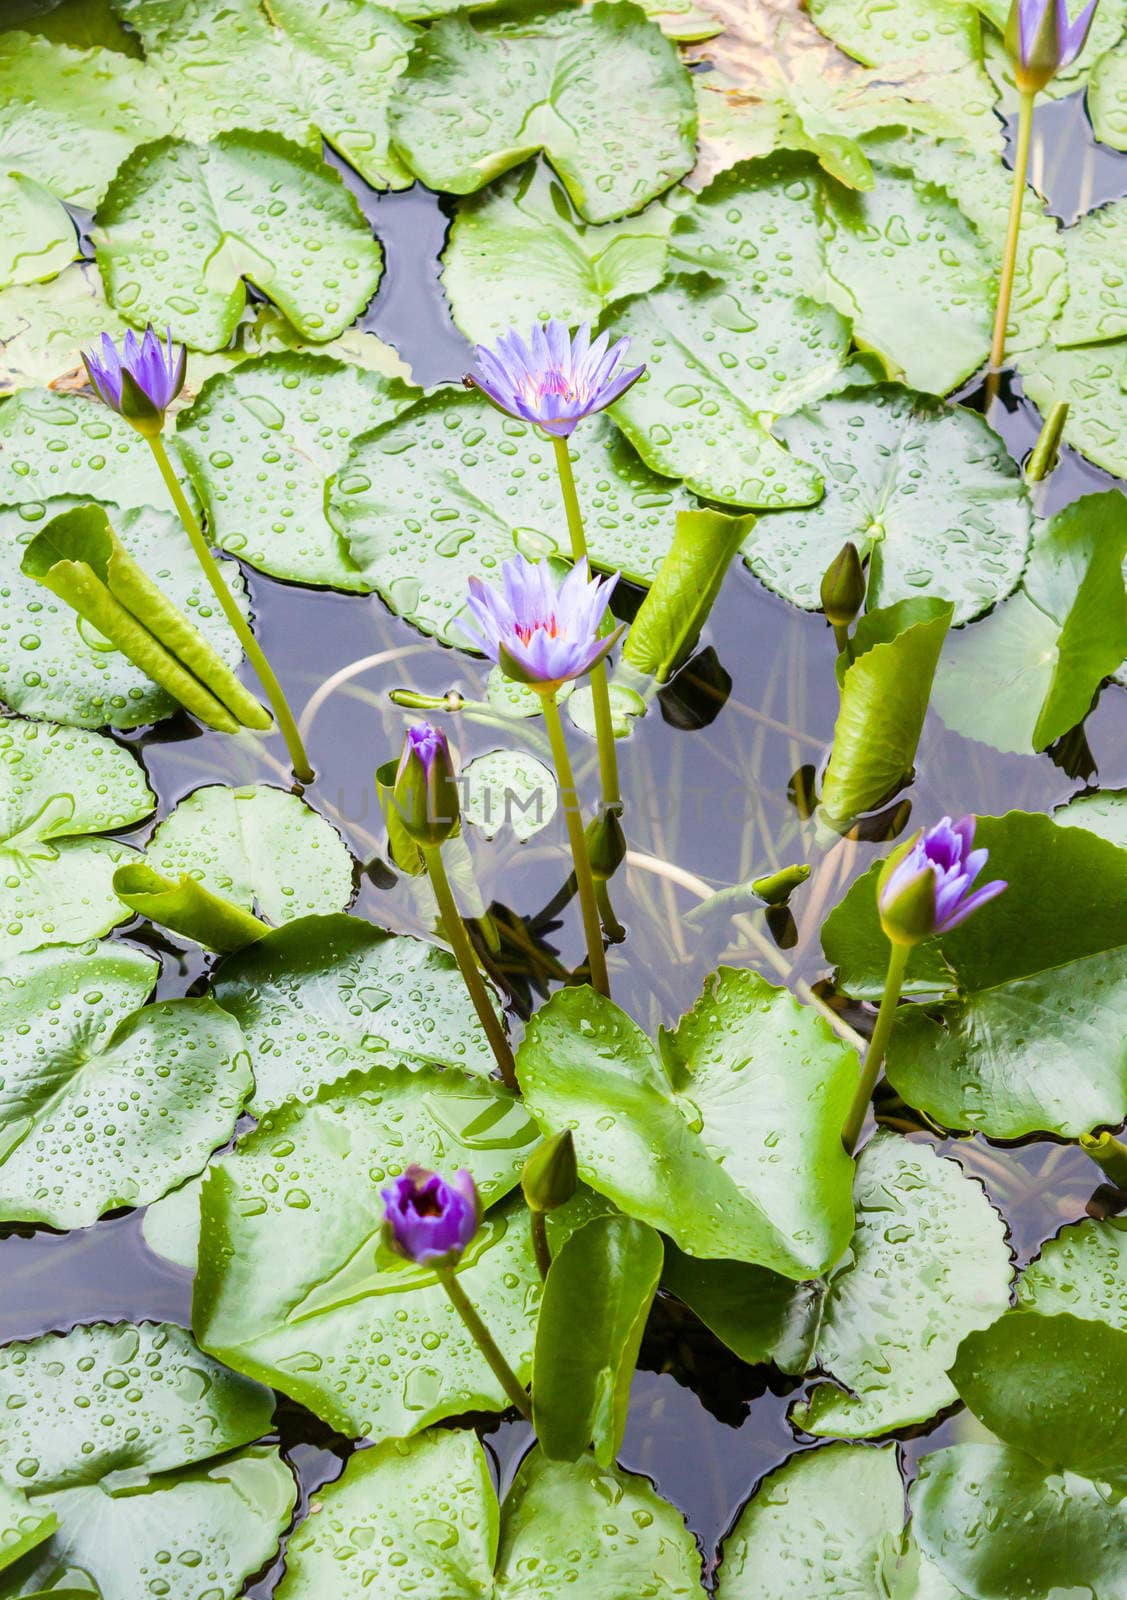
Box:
left=95, top=130, right=383, bottom=352
left=1055, top=790, right=1127, bottom=849
left=716, top=1442, right=962, bottom=1598
left=1018, top=340, right=1127, bottom=481
left=661, top=1243, right=822, bottom=1373
left=211, top=912, right=502, bottom=1112
left=174, top=352, right=416, bottom=591
left=0, top=940, right=251, bottom=1228
left=745, top=384, right=1031, bottom=623
left=0, top=496, right=255, bottom=730
left=1052, top=200, right=1127, bottom=347
left=114, top=0, right=416, bottom=188
left=0, top=1486, right=56, bottom=1578
left=462, top=749, right=558, bottom=842
left=390, top=1, right=697, bottom=225
left=912, top=1442, right=1127, bottom=1600
left=932, top=491, right=1127, bottom=754
left=140, top=1172, right=205, bottom=1273
left=0, top=171, right=75, bottom=294
left=811, top=0, right=986, bottom=72
left=0, top=715, right=153, bottom=961
left=827, top=811, right=1127, bottom=1138
left=0, top=1322, right=293, bottom=1600
left=194, top=1064, right=541, bottom=1438
left=1090, top=37, right=1127, bottom=149
left=145, top=783, right=354, bottom=926
left=609, top=273, right=851, bottom=508
left=0, top=266, right=126, bottom=396
left=1019, top=1216, right=1127, bottom=1326
left=0, top=33, right=166, bottom=210
left=515, top=968, right=858, bottom=1279
left=274, top=1428, right=702, bottom=1598
left=792, top=1131, right=1013, bottom=1438
left=0, top=388, right=176, bottom=512
left=442, top=158, right=681, bottom=343
left=327, top=388, right=692, bottom=645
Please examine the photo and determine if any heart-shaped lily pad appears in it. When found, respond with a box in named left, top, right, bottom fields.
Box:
left=0, top=388, right=173, bottom=512
left=0, top=171, right=75, bottom=294
left=95, top=130, right=383, bottom=351
left=1018, top=340, right=1127, bottom=481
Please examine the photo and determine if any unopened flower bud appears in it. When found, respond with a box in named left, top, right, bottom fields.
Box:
left=820, top=541, right=866, bottom=629
left=392, top=722, right=460, bottom=847
left=521, top=1131, right=578, bottom=1215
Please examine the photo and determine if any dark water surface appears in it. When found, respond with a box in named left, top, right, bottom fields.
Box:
left=4, top=89, right=1127, bottom=1592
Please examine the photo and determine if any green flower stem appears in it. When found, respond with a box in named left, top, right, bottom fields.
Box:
left=842, top=940, right=910, bottom=1154
left=831, top=622, right=853, bottom=664
left=551, top=436, right=622, bottom=814
left=530, top=1211, right=552, bottom=1281
left=147, top=432, right=314, bottom=782
left=1080, top=1131, right=1127, bottom=1188
left=422, top=843, right=519, bottom=1091
left=990, top=88, right=1036, bottom=373
left=594, top=876, right=626, bottom=943
left=435, top=1265, right=532, bottom=1419
left=539, top=689, right=611, bottom=997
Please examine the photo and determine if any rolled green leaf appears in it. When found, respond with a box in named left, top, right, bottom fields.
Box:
left=623, top=507, right=755, bottom=682
left=22, top=504, right=271, bottom=732
left=114, top=862, right=268, bottom=953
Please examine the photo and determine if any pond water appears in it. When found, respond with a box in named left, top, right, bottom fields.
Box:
left=4, top=80, right=1127, bottom=1596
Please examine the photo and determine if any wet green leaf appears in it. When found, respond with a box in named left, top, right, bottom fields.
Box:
left=820, top=597, right=952, bottom=829
left=194, top=1065, right=541, bottom=1438
left=144, top=783, right=354, bottom=927
left=390, top=1, right=697, bottom=224
left=0, top=716, right=153, bottom=960
left=1090, top=37, right=1127, bottom=149
left=745, top=385, right=1031, bottom=623
left=623, top=508, right=755, bottom=680
left=661, top=1242, right=822, bottom=1373
left=328, top=388, right=693, bottom=644
left=462, top=749, right=557, bottom=842
left=0, top=940, right=251, bottom=1228
left=1018, top=340, right=1127, bottom=480
left=95, top=131, right=383, bottom=351
left=792, top=1132, right=1012, bottom=1438
left=1053, top=198, right=1127, bottom=348
left=516, top=969, right=858, bottom=1279
left=211, top=912, right=503, bottom=1113
left=274, top=1428, right=702, bottom=1598
left=0, top=1487, right=56, bottom=1578
left=0, top=388, right=173, bottom=511
left=1019, top=1215, right=1127, bottom=1325
left=0, top=1322, right=292, bottom=1600
left=1055, top=790, right=1127, bottom=849
left=932, top=491, right=1127, bottom=753
left=0, top=172, right=75, bottom=294
left=533, top=1215, right=663, bottom=1465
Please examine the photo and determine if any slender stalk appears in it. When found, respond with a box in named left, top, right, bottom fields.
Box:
left=842, top=941, right=910, bottom=1154
left=539, top=690, right=610, bottom=996
left=594, top=877, right=626, bottom=943
left=990, top=89, right=1036, bottom=373
left=436, top=1266, right=532, bottom=1419
left=422, top=844, right=518, bottom=1091
left=551, top=436, right=621, bottom=813
left=831, top=622, right=853, bottom=664
left=147, top=432, right=314, bottom=781
left=531, top=1211, right=552, bottom=1281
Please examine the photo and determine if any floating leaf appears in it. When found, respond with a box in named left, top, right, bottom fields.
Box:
left=145, top=783, right=354, bottom=926
left=792, top=1132, right=1012, bottom=1439
left=194, top=1065, right=540, bottom=1438
left=274, top=1429, right=702, bottom=1598
left=516, top=969, right=858, bottom=1278
left=0, top=715, right=153, bottom=960
left=390, top=1, right=697, bottom=224
left=1019, top=1215, right=1127, bottom=1325
left=328, top=389, right=692, bottom=644
left=0, top=388, right=173, bottom=511
left=0, top=1322, right=293, bottom=1600
left=820, top=597, right=952, bottom=830
left=113, top=0, right=416, bottom=188
left=442, top=158, right=680, bottom=342
left=0, top=497, right=253, bottom=730
left=715, top=1442, right=962, bottom=1598
left=533, top=1215, right=663, bottom=1465
left=0, top=940, right=251, bottom=1228
left=1018, top=340, right=1127, bottom=481
left=1055, top=790, right=1127, bottom=849
left=1052, top=200, right=1127, bottom=348
left=175, top=353, right=416, bottom=591
left=745, top=384, right=1031, bottom=623
left=140, top=1172, right=205, bottom=1273
left=0, top=171, right=75, bottom=294
left=95, top=131, right=383, bottom=351
left=1090, top=37, right=1127, bottom=149
left=461, top=749, right=558, bottom=842
left=211, top=912, right=502, bottom=1112
left=610, top=274, right=851, bottom=508
left=932, top=491, right=1127, bottom=754
left=810, top=0, right=986, bottom=73
left=0, top=1485, right=55, bottom=1578
left=826, top=811, right=1127, bottom=1137
left=661, top=1242, right=821, bottom=1373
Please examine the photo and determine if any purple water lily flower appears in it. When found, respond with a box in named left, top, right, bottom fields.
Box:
left=466, top=320, right=644, bottom=438
left=82, top=326, right=187, bottom=429
left=1006, top=0, right=1098, bottom=89
left=381, top=1165, right=481, bottom=1268
left=463, top=554, right=622, bottom=688
left=879, top=816, right=1007, bottom=946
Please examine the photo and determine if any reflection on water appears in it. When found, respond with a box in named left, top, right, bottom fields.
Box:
left=3, top=93, right=1127, bottom=1588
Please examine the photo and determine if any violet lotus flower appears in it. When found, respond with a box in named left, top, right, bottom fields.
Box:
left=463, top=554, right=622, bottom=688
left=82, top=326, right=187, bottom=433
left=381, top=1165, right=481, bottom=1268
left=466, top=320, right=644, bottom=438
left=1005, top=0, right=1098, bottom=90
left=879, top=816, right=1007, bottom=946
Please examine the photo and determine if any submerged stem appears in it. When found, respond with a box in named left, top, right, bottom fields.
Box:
left=989, top=89, right=1036, bottom=374
left=540, top=689, right=611, bottom=997
left=842, top=941, right=910, bottom=1154
left=436, top=1266, right=532, bottom=1419
left=422, top=844, right=519, bottom=1091
left=147, top=432, right=314, bottom=782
